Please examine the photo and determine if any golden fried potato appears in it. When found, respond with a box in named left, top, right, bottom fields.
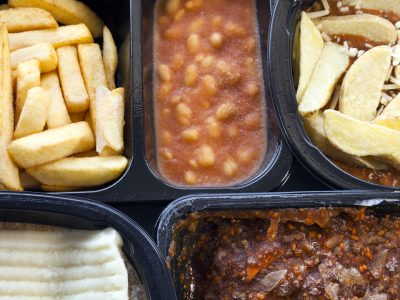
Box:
left=14, top=87, right=50, bottom=139
left=96, top=86, right=125, bottom=155
left=9, top=121, right=95, bottom=169
left=324, top=109, right=400, bottom=170
left=298, top=43, right=349, bottom=116
left=15, top=59, right=40, bottom=122
left=315, top=14, right=397, bottom=45
left=41, top=71, right=71, bottom=129
left=9, top=0, right=104, bottom=38
left=342, top=0, right=400, bottom=16
left=27, top=156, right=128, bottom=187
left=0, top=7, right=57, bottom=32
left=297, top=12, right=324, bottom=103
left=78, top=43, right=107, bottom=132
left=57, top=46, right=89, bottom=112
left=0, top=24, right=22, bottom=190
left=103, top=26, right=118, bottom=90
left=9, top=24, right=93, bottom=51
left=340, top=46, right=392, bottom=121
left=11, top=43, right=57, bottom=73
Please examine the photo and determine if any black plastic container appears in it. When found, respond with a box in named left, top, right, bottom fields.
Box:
left=0, top=192, right=176, bottom=300
left=157, top=191, right=400, bottom=298
left=268, top=0, right=398, bottom=190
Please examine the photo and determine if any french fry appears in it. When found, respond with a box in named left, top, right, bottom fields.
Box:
left=103, top=26, right=118, bottom=90
left=9, top=0, right=104, bottom=38
left=15, top=59, right=40, bottom=123
left=96, top=86, right=124, bottom=155
left=27, top=156, right=128, bottom=187
left=0, top=24, right=22, bottom=191
left=0, top=7, right=57, bottom=32
left=14, top=86, right=50, bottom=139
left=9, top=24, right=93, bottom=51
left=8, top=121, right=95, bottom=169
left=41, top=71, right=71, bottom=129
left=11, top=43, right=57, bottom=73
left=78, top=43, right=107, bottom=132
left=69, top=111, right=86, bottom=123
left=57, top=46, right=89, bottom=112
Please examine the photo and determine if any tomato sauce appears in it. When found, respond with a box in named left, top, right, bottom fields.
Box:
left=154, top=0, right=266, bottom=187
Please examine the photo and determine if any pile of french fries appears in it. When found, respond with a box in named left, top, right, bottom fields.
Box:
left=0, top=0, right=127, bottom=191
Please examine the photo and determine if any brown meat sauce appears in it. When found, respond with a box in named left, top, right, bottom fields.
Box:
left=170, top=208, right=400, bottom=299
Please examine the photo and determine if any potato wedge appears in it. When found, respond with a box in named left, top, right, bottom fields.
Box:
left=15, top=59, right=40, bottom=122
left=9, top=24, right=93, bottom=51
left=9, top=121, right=95, bottom=169
left=11, top=43, right=57, bottom=73
left=9, top=0, right=104, bottom=38
left=0, top=24, right=21, bottom=191
left=103, top=26, right=118, bottom=90
left=315, top=14, right=397, bottom=45
left=339, top=46, right=392, bottom=121
left=14, top=87, right=50, bottom=139
left=57, top=46, right=89, bottom=112
left=96, top=86, right=125, bottom=155
left=298, top=43, right=349, bottom=116
left=41, top=71, right=71, bottom=129
left=69, top=111, right=86, bottom=123
left=0, top=7, right=57, bottom=32
left=303, top=111, right=389, bottom=170
left=324, top=109, right=400, bottom=170
left=78, top=43, right=108, bottom=132
left=342, top=0, right=400, bottom=17
left=296, top=12, right=324, bottom=103
left=27, top=156, right=128, bottom=187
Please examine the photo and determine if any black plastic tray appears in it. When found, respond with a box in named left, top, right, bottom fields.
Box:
left=0, top=192, right=176, bottom=300
left=268, top=0, right=397, bottom=190
left=156, top=191, right=400, bottom=299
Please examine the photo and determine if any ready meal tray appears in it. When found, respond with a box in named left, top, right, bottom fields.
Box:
left=157, top=191, right=400, bottom=299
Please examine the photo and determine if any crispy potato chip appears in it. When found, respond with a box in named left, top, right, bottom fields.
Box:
left=0, top=24, right=21, bottom=191
left=342, top=0, right=400, bottom=16
left=14, top=86, right=50, bottom=139
left=0, top=7, right=57, bottom=32
left=9, top=24, right=93, bottom=51
left=11, top=43, right=57, bottom=73
left=9, top=0, right=104, bottom=38
left=57, top=46, right=89, bottom=112
left=339, top=46, right=392, bottom=121
left=103, top=26, right=118, bottom=90
left=78, top=43, right=108, bottom=133
left=9, top=121, right=95, bottom=169
left=96, top=86, right=125, bottom=155
left=15, top=59, right=40, bottom=123
left=41, top=71, right=71, bottom=129
left=296, top=12, right=324, bottom=103
left=324, top=109, right=400, bottom=170
left=303, top=111, right=389, bottom=170
left=315, top=14, right=397, bottom=45
left=298, top=43, right=349, bottom=116
left=27, top=156, right=128, bottom=187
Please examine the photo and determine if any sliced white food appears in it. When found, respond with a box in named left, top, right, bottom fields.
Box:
left=296, top=12, right=324, bottom=103
left=342, top=0, right=400, bottom=17
left=315, top=14, right=397, bottom=45
left=298, top=42, right=349, bottom=116
left=339, top=46, right=392, bottom=121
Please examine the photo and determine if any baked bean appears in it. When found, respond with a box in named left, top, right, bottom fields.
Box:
left=182, top=128, right=199, bottom=143
left=244, top=82, right=259, bottom=96
left=161, top=148, right=173, bottom=160
left=223, top=158, right=238, bottom=176
left=195, top=54, right=205, bottom=62
left=166, top=0, right=180, bottom=16
left=184, top=170, right=197, bottom=184
left=162, top=130, right=173, bottom=145
left=158, top=83, right=172, bottom=100
left=189, top=18, right=205, bottom=33
left=247, top=37, right=257, bottom=53
left=163, top=108, right=172, bottom=115
left=212, top=15, right=223, bottom=28
left=244, top=113, right=261, bottom=129
left=224, top=22, right=245, bottom=37
left=158, top=64, right=171, bottom=82
left=174, top=9, right=185, bottom=21
left=170, top=94, right=182, bottom=106
left=185, top=64, right=198, bottom=86
left=207, top=121, right=221, bottom=138
left=201, top=56, right=215, bottom=69
left=198, top=145, right=215, bottom=167
left=216, top=103, right=237, bottom=121
left=164, top=26, right=181, bottom=39
left=217, top=60, right=241, bottom=85
left=189, top=159, right=198, bottom=168
left=171, top=53, right=185, bottom=70
left=176, top=103, right=192, bottom=125
left=237, top=148, right=253, bottom=164
left=210, top=32, right=223, bottom=49
left=185, top=1, right=194, bottom=10
left=202, top=75, right=218, bottom=97
left=187, top=34, right=200, bottom=54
